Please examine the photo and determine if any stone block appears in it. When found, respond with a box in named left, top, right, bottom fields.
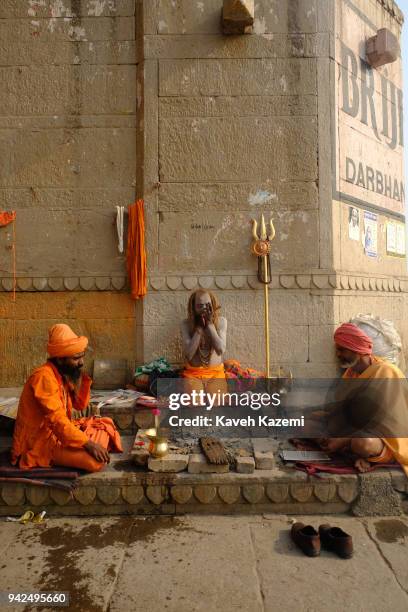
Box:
left=159, top=96, right=317, bottom=121
left=290, top=483, right=314, bottom=502
left=148, top=454, right=189, bottom=473
left=122, top=486, right=145, bottom=505
left=188, top=454, right=230, bottom=474
left=156, top=0, right=221, bottom=34
left=222, top=0, right=255, bottom=35
left=158, top=210, right=319, bottom=273
left=73, top=487, right=97, bottom=506
left=97, top=486, right=121, bottom=505
left=337, top=476, right=358, bottom=504
left=159, top=116, right=317, bottom=182
left=115, top=414, right=134, bottom=431
left=0, top=2, right=135, bottom=19
left=50, top=489, right=72, bottom=506
left=308, top=324, right=338, bottom=364
left=134, top=411, right=155, bottom=430
left=313, top=482, right=337, bottom=502
left=1, top=484, right=25, bottom=506
left=131, top=448, right=150, bottom=467
left=26, top=487, right=50, bottom=506
left=0, top=65, right=135, bottom=116
left=171, top=485, right=193, bottom=504
left=236, top=456, right=255, bottom=474
left=194, top=485, right=217, bottom=504
left=266, top=483, right=289, bottom=503
left=242, top=484, right=264, bottom=503
left=0, top=16, right=134, bottom=44
left=159, top=59, right=317, bottom=97
left=0, top=40, right=137, bottom=67
left=254, top=452, right=275, bottom=470
left=253, top=439, right=275, bottom=470
left=0, top=129, right=136, bottom=189
left=218, top=485, right=241, bottom=504
left=352, top=473, right=402, bottom=517
left=146, top=485, right=167, bottom=505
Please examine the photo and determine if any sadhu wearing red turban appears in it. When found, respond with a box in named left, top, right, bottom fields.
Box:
left=12, top=324, right=122, bottom=472
left=317, top=322, right=408, bottom=475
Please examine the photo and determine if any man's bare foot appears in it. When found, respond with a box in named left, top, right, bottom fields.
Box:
left=354, top=457, right=372, bottom=473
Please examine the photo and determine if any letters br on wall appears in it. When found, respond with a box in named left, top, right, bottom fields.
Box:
left=336, top=1, right=404, bottom=217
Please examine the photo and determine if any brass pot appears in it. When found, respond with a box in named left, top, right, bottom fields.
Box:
left=147, top=433, right=169, bottom=458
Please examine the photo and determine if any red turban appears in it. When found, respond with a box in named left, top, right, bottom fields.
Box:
left=47, top=324, right=88, bottom=358
left=334, top=323, right=373, bottom=355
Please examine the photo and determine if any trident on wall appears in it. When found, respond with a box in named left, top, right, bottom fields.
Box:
left=251, top=214, right=276, bottom=378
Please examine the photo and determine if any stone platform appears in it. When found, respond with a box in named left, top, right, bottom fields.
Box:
left=1, top=435, right=407, bottom=518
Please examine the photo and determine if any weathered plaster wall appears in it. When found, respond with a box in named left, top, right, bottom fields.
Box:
left=0, top=292, right=140, bottom=386
left=140, top=0, right=407, bottom=376
left=331, top=0, right=408, bottom=370
left=0, top=0, right=406, bottom=385
left=0, top=0, right=138, bottom=384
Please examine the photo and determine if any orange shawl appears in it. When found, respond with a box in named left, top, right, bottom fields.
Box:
left=126, top=199, right=147, bottom=299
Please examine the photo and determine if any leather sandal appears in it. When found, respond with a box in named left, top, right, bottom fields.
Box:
left=319, top=524, right=353, bottom=559
left=291, top=522, right=321, bottom=557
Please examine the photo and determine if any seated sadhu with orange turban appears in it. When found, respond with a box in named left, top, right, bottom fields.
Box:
left=317, top=322, right=408, bottom=475
left=11, top=324, right=122, bottom=472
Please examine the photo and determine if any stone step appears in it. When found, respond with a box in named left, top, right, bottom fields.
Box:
left=1, top=436, right=406, bottom=517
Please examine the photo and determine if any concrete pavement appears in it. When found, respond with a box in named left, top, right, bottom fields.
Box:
left=0, top=515, right=408, bottom=612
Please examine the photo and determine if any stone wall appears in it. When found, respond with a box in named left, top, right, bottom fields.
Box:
left=0, top=0, right=406, bottom=385
left=0, top=0, right=138, bottom=385
left=141, top=0, right=406, bottom=377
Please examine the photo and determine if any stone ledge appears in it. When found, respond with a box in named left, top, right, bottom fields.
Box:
left=1, top=274, right=407, bottom=293
left=146, top=274, right=408, bottom=293
left=0, top=468, right=374, bottom=516
left=377, top=0, right=404, bottom=25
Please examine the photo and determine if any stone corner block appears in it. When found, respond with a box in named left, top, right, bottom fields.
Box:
left=254, top=451, right=275, bottom=470
left=222, top=0, right=255, bottom=35
left=188, top=454, right=229, bottom=474
left=148, top=454, right=189, bottom=473
left=236, top=456, right=255, bottom=474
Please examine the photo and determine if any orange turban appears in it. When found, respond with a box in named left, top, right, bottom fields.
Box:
left=47, top=324, right=88, bottom=358
left=334, top=323, right=373, bottom=355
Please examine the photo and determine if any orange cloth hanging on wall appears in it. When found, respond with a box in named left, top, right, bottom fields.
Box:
left=0, top=211, right=17, bottom=301
left=126, top=199, right=147, bottom=300
left=0, top=211, right=16, bottom=226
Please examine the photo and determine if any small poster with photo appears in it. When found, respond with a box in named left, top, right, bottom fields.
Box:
left=348, top=206, right=360, bottom=241
left=363, top=211, right=377, bottom=257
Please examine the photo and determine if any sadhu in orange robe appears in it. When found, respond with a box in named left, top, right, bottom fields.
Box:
left=12, top=362, right=122, bottom=472
left=339, top=356, right=408, bottom=476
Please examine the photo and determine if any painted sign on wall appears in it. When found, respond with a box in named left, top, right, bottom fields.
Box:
left=336, top=1, right=405, bottom=217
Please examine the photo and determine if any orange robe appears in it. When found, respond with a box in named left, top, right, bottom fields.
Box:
left=11, top=362, right=122, bottom=472
left=343, top=356, right=408, bottom=475
left=182, top=363, right=226, bottom=379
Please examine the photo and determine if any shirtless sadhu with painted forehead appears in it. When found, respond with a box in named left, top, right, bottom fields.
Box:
left=180, top=289, right=229, bottom=398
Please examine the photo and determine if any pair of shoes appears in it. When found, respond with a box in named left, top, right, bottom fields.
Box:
left=291, top=522, right=353, bottom=558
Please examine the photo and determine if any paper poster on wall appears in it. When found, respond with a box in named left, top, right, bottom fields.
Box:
left=348, top=206, right=360, bottom=241
left=396, top=224, right=406, bottom=256
left=386, top=222, right=397, bottom=254
left=386, top=222, right=406, bottom=257
left=363, top=211, right=378, bottom=257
